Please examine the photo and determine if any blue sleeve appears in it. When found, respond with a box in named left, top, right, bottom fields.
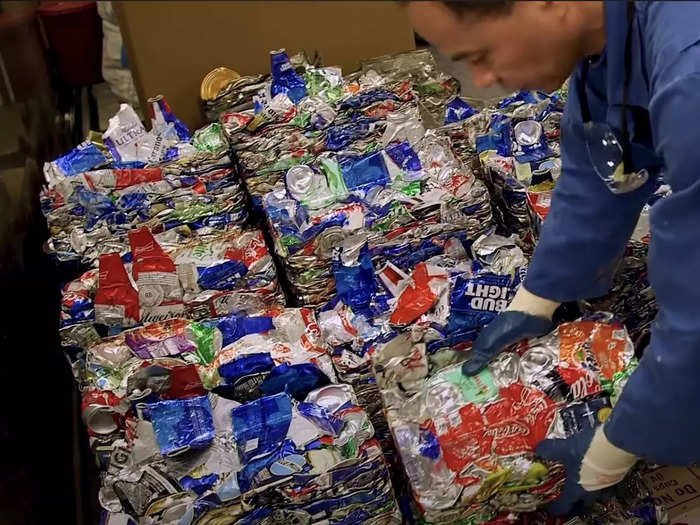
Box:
left=604, top=4, right=700, bottom=464
left=523, top=76, right=655, bottom=302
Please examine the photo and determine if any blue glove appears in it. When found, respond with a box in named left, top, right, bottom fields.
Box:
left=536, top=427, right=600, bottom=516
left=461, top=311, right=553, bottom=376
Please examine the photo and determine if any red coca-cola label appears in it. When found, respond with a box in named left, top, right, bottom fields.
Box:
left=500, top=383, right=556, bottom=448
left=589, top=322, right=630, bottom=381
left=557, top=365, right=602, bottom=400
left=557, top=321, right=594, bottom=366
left=483, top=398, right=513, bottom=427
left=433, top=405, right=492, bottom=473
left=437, top=426, right=492, bottom=473
left=459, top=403, right=486, bottom=433
left=484, top=419, right=531, bottom=457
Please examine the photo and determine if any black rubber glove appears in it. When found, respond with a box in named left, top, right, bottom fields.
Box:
left=461, top=311, right=554, bottom=376
left=536, top=426, right=601, bottom=516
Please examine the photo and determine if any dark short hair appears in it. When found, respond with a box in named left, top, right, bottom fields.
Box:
left=443, top=0, right=513, bottom=17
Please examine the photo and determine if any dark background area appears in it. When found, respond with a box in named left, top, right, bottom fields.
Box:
left=0, top=1, right=89, bottom=523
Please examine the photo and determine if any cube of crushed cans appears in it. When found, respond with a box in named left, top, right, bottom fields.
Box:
left=70, top=308, right=401, bottom=524
left=445, top=89, right=567, bottom=254
left=40, top=99, right=250, bottom=266
left=45, top=83, right=405, bottom=525
left=59, top=225, right=284, bottom=337
left=219, top=56, right=495, bottom=308
left=260, top=133, right=494, bottom=308
left=374, top=313, right=638, bottom=524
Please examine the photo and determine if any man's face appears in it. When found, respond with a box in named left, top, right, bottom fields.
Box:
left=407, top=2, right=585, bottom=92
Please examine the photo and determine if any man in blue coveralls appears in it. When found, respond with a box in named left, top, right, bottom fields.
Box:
left=406, top=0, right=700, bottom=516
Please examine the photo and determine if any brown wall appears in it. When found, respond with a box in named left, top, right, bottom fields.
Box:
left=116, top=1, right=415, bottom=130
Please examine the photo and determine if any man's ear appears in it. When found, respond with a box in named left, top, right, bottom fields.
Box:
left=540, top=1, right=572, bottom=24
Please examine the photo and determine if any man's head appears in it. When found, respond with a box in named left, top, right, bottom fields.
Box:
left=406, top=1, right=604, bottom=92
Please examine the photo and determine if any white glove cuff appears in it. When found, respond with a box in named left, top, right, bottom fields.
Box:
left=507, top=286, right=560, bottom=320
left=579, top=426, right=638, bottom=491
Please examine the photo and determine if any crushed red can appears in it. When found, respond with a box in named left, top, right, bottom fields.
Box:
left=81, top=390, right=127, bottom=436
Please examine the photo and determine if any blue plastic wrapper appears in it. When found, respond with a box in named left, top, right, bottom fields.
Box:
left=237, top=439, right=307, bottom=493
left=163, top=147, right=179, bottom=162
left=180, top=473, right=219, bottom=496
left=147, top=396, right=215, bottom=455
left=260, top=363, right=331, bottom=401
left=151, top=96, right=191, bottom=142
left=111, top=160, right=146, bottom=170
left=215, top=315, right=274, bottom=346
left=232, top=393, right=292, bottom=463
left=338, top=150, right=389, bottom=193
left=329, top=457, right=384, bottom=486
left=297, top=402, right=344, bottom=436
left=218, top=353, right=275, bottom=385
left=62, top=308, right=95, bottom=327
left=385, top=141, right=422, bottom=178
left=53, top=142, right=107, bottom=177
left=497, top=90, right=543, bottom=109
left=270, top=49, right=307, bottom=104
left=301, top=483, right=386, bottom=518
left=117, top=192, right=149, bottom=213
left=419, top=428, right=441, bottom=460
left=448, top=271, right=518, bottom=332
left=390, top=238, right=445, bottom=271
left=72, top=187, right=118, bottom=231
left=515, top=142, right=551, bottom=164
left=339, top=89, right=399, bottom=110
left=333, top=244, right=377, bottom=314
left=333, top=510, right=371, bottom=525
left=325, top=119, right=374, bottom=151
left=197, top=260, right=248, bottom=290
left=445, top=97, right=478, bottom=124
left=476, top=115, right=512, bottom=157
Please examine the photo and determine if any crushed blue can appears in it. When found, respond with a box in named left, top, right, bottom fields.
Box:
left=147, top=395, right=215, bottom=455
